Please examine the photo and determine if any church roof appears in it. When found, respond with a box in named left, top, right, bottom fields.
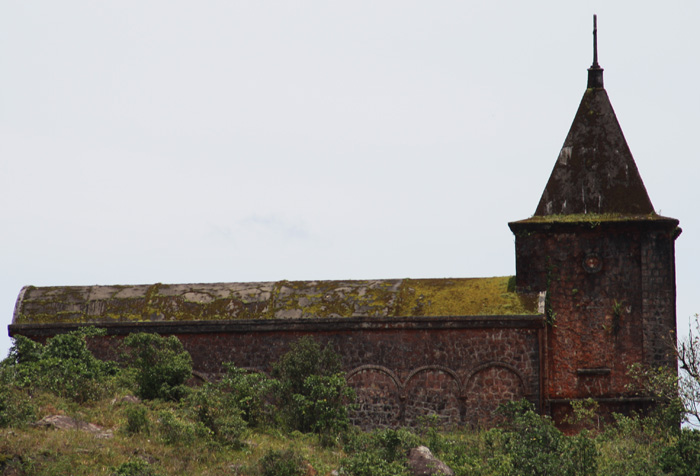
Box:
left=534, top=17, right=655, bottom=217
left=12, top=276, right=539, bottom=326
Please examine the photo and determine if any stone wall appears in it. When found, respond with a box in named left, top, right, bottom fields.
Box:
left=13, top=316, right=543, bottom=429
left=510, top=218, right=679, bottom=418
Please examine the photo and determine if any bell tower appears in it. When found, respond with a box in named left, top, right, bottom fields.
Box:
left=509, top=16, right=681, bottom=423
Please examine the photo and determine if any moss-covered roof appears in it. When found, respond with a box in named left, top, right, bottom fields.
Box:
left=511, top=213, right=676, bottom=224
left=13, top=276, right=539, bottom=325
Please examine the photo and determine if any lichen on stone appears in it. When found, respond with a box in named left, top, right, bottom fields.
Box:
left=516, top=212, right=664, bottom=224
left=13, top=276, right=539, bottom=325
left=395, top=276, right=537, bottom=316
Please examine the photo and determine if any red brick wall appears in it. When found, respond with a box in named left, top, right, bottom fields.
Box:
left=510, top=219, right=679, bottom=418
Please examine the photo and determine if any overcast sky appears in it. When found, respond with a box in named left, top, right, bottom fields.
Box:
left=1, top=1, right=698, bottom=358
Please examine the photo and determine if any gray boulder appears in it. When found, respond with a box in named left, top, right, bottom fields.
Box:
left=407, top=446, right=454, bottom=476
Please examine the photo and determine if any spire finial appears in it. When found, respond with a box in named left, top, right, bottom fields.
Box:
left=587, top=14, right=604, bottom=88
left=592, top=14, right=599, bottom=67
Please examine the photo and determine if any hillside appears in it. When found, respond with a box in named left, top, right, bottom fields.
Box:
left=1, top=329, right=698, bottom=475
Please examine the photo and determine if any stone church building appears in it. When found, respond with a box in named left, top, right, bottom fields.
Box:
left=9, top=24, right=680, bottom=429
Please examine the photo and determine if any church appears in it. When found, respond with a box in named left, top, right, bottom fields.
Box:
left=9, top=19, right=680, bottom=429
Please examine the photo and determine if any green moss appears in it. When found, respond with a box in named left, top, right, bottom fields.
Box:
left=518, top=212, right=662, bottom=224
left=14, top=277, right=539, bottom=325
left=395, top=277, right=538, bottom=317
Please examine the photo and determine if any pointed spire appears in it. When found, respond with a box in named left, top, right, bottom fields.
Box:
left=587, top=15, right=604, bottom=88
left=533, top=16, right=655, bottom=217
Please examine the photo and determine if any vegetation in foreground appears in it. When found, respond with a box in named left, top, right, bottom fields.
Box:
left=1, top=328, right=700, bottom=475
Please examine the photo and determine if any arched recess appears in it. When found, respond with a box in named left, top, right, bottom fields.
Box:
left=464, top=361, right=526, bottom=428
left=346, top=365, right=402, bottom=430
left=403, top=365, right=461, bottom=428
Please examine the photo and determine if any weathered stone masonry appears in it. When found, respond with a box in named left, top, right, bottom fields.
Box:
left=14, top=314, right=543, bottom=429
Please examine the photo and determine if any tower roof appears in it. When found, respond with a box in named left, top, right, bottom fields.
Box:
left=534, top=16, right=655, bottom=217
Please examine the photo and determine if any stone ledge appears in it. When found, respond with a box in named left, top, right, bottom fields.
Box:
left=9, top=314, right=545, bottom=337
left=576, top=368, right=611, bottom=376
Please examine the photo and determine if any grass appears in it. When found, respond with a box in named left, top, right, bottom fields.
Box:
left=0, top=390, right=345, bottom=475
left=2, top=388, right=697, bottom=476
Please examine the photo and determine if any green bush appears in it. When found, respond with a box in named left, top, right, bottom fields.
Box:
left=124, top=405, right=150, bottom=435
left=112, top=458, right=160, bottom=476
left=375, top=428, right=420, bottom=463
left=184, top=382, right=247, bottom=447
left=218, top=364, right=275, bottom=427
left=0, top=385, right=36, bottom=428
left=156, top=409, right=210, bottom=445
left=0, top=360, right=36, bottom=428
left=564, top=430, right=599, bottom=476
left=595, top=413, right=666, bottom=476
left=343, top=427, right=418, bottom=463
left=659, top=428, right=700, bottom=476
left=121, top=333, right=193, bottom=401
left=421, top=429, right=510, bottom=476
left=289, top=373, right=355, bottom=437
left=339, top=451, right=410, bottom=476
left=272, top=336, right=342, bottom=395
left=257, top=449, right=308, bottom=476
left=2, top=328, right=118, bottom=403
left=627, top=363, right=685, bottom=429
left=272, top=337, right=355, bottom=439
left=339, top=427, right=417, bottom=476
left=497, top=400, right=598, bottom=476
left=2, top=335, right=43, bottom=384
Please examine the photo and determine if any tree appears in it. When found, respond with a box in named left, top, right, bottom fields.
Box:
left=677, top=314, right=700, bottom=427
left=271, top=337, right=356, bottom=441
left=121, top=333, right=193, bottom=401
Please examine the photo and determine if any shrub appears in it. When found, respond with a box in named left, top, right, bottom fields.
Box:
left=272, top=336, right=342, bottom=395
left=627, top=363, right=684, bottom=429
left=2, top=328, right=118, bottom=403
left=497, top=399, right=598, bottom=476
left=121, top=333, right=193, bottom=401
left=416, top=429, right=510, bottom=476
left=112, top=459, right=160, bottom=476
left=339, top=427, right=417, bottom=476
left=184, top=382, right=247, bottom=447
left=272, top=337, right=355, bottom=439
left=343, top=427, right=418, bottom=463
left=595, top=412, right=667, bottom=475
left=3, top=335, right=43, bottom=381
left=124, top=405, right=150, bottom=435
left=218, top=363, right=275, bottom=427
left=339, top=452, right=410, bottom=476
left=0, top=360, right=36, bottom=428
left=258, top=449, right=308, bottom=476
left=156, top=409, right=210, bottom=445
left=0, top=385, right=36, bottom=428
left=376, top=428, right=420, bottom=463
left=565, top=430, right=599, bottom=476
left=289, top=373, right=355, bottom=438
left=659, top=428, right=700, bottom=476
